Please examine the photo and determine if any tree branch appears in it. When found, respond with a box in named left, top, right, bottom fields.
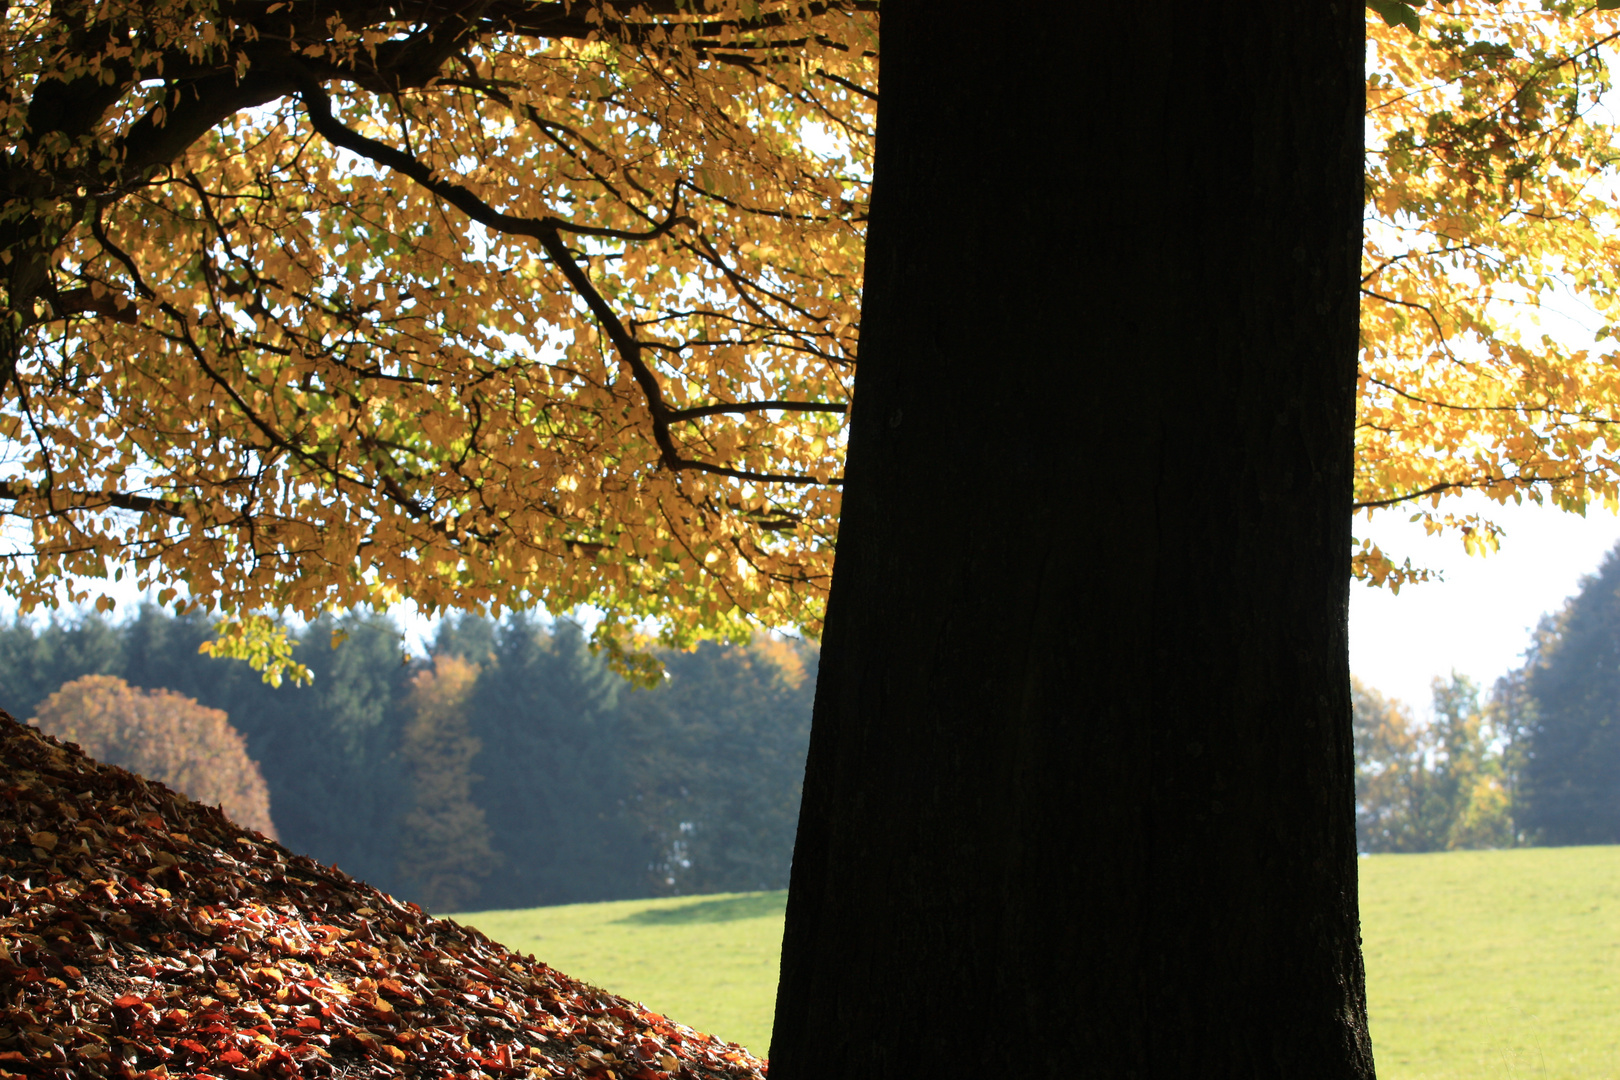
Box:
left=0, top=479, right=185, bottom=518
left=297, top=69, right=842, bottom=487
left=668, top=399, right=847, bottom=422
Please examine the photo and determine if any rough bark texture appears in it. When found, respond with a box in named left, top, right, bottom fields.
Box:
left=770, top=2, right=1371, bottom=1077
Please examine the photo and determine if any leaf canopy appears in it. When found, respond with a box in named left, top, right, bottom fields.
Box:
left=2, top=0, right=873, bottom=674
left=1361, top=1, right=1620, bottom=586
left=5, top=0, right=1620, bottom=672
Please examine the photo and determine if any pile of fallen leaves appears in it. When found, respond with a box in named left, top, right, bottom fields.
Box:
left=0, top=712, right=770, bottom=1079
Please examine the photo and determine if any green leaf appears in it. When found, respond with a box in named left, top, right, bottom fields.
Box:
left=1366, top=0, right=1422, bottom=32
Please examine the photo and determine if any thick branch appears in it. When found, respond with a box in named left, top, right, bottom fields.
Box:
left=45, top=288, right=139, bottom=326
left=668, top=399, right=847, bottom=422
left=0, top=479, right=184, bottom=517
left=481, top=0, right=879, bottom=48
left=298, top=73, right=841, bottom=487
left=296, top=74, right=688, bottom=243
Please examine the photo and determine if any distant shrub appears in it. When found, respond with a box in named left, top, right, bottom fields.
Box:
left=30, top=675, right=277, bottom=838
left=1353, top=674, right=1515, bottom=853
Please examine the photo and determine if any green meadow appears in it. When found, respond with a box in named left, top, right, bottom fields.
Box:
left=455, top=846, right=1620, bottom=1075
left=1361, top=846, right=1620, bottom=1079
left=453, top=891, right=789, bottom=1055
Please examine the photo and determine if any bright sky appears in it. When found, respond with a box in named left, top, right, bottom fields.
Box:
left=1351, top=492, right=1620, bottom=716
left=7, top=486, right=1616, bottom=719
left=22, top=489, right=1614, bottom=726
left=383, top=496, right=1620, bottom=715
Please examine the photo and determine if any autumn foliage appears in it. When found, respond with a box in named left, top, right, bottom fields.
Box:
left=29, top=673, right=277, bottom=838
left=5, top=1, right=1620, bottom=663
left=1361, top=3, right=1620, bottom=580
left=1, top=0, right=874, bottom=675
left=1351, top=674, right=1515, bottom=852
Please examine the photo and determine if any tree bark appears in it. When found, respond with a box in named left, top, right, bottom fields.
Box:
left=770, top=2, right=1371, bottom=1076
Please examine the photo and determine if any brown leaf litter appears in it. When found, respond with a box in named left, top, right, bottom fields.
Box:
left=0, top=711, right=769, bottom=1079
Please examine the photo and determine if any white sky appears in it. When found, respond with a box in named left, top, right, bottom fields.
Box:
left=385, top=496, right=1620, bottom=716
left=19, top=490, right=1614, bottom=724
left=1350, top=493, right=1620, bottom=716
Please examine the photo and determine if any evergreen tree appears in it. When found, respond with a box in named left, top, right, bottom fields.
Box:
left=246, top=612, right=413, bottom=893
left=114, top=606, right=287, bottom=770
left=0, top=605, right=416, bottom=891
left=0, top=605, right=819, bottom=906
left=118, top=606, right=242, bottom=702
left=116, top=606, right=415, bottom=889
left=1520, top=543, right=1620, bottom=844
left=432, top=613, right=498, bottom=666
left=622, top=636, right=815, bottom=894
left=0, top=613, right=125, bottom=718
left=462, top=616, right=646, bottom=907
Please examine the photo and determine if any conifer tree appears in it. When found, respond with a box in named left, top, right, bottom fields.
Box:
left=621, top=636, right=814, bottom=894
left=1518, top=543, right=1620, bottom=843
left=0, top=615, right=124, bottom=717
left=461, top=616, right=646, bottom=906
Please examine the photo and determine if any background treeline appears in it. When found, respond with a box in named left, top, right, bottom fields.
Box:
left=1354, top=539, right=1620, bottom=853
left=31, top=533, right=1620, bottom=880
left=0, top=607, right=814, bottom=911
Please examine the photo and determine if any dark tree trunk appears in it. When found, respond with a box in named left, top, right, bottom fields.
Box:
left=770, top=3, right=1371, bottom=1077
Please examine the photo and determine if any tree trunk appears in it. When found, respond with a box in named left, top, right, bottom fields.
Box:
left=770, top=2, right=1371, bottom=1076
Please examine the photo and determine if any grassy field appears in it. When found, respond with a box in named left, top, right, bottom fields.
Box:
left=453, top=891, right=788, bottom=1055
left=1361, top=846, right=1620, bottom=1079
left=455, top=846, right=1620, bottom=1074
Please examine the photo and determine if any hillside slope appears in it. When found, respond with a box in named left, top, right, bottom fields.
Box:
left=0, top=713, right=767, bottom=1079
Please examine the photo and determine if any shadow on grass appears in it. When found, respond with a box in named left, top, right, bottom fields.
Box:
left=613, top=891, right=787, bottom=926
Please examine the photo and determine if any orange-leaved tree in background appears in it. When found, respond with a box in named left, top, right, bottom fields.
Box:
left=5, top=0, right=1620, bottom=666
left=397, top=652, right=498, bottom=913
left=29, top=673, right=276, bottom=836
